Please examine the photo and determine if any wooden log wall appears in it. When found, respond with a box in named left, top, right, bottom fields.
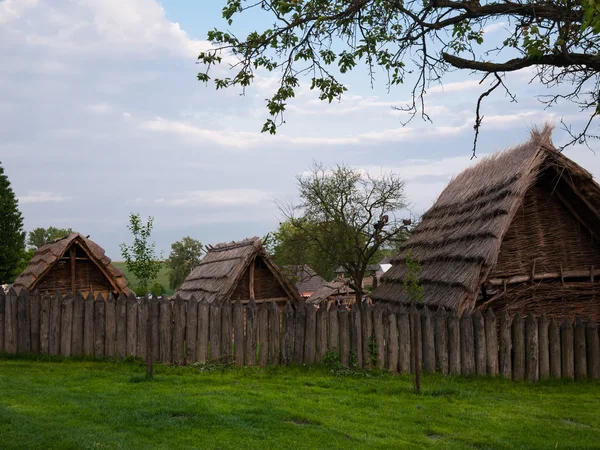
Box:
left=1, top=289, right=599, bottom=382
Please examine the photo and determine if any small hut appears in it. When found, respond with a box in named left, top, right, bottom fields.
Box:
left=12, top=233, right=133, bottom=298
left=282, top=264, right=327, bottom=298
left=372, top=126, right=600, bottom=322
left=175, top=237, right=302, bottom=307
left=306, top=279, right=355, bottom=308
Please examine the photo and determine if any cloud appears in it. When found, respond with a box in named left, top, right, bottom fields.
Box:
left=154, top=189, right=273, bottom=207
left=18, top=191, right=71, bottom=204
left=87, top=103, right=111, bottom=114
left=0, top=0, right=38, bottom=24
left=427, top=80, right=482, bottom=95
left=483, top=22, right=507, bottom=34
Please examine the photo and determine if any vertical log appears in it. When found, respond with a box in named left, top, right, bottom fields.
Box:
left=315, top=306, right=328, bottom=362
left=197, top=298, right=209, bottom=363
left=421, top=307, right=436, bottom=373
left=397, top=308, right=411, bottom=373
left=30, top=291, right=40, bottom=354
left=49, top=292, right=61, bottom=356
left=410, top=307, right=422, bottom=391
left=104, top=294, right=116, bottom=358
left=303, top=304, right=316, bottom=365
left=361, top=302, right=373, bottom=369
left=39, top=293, right=50, bottom=355
left=499, top=311, right=512, bottom=378
left=282, top=302, right=294, bottom=365
left=17, top=289, right=31, bottom=353
left=339, top=308, right=350, bottom=367
left=94, top=294, right=106, bottom=358
left=525, top=313, right=539, bottom=382
left=220, top=301, right=232, bottom=362
left=473, top=310, right=486, bottom=376
left=293, top=302, right=305, bottom=364
left=172, top=296, right=185, bottom=365
left=83, top=292, right=94, bottom=357
left=434, top=307, right=448, bottom=375
left=4, top=289, right=17, bottom=354
left=257, top=302, right=268, bottom=367
left=372, top=304, right=385, bottom=370
left=383, top=306, right=390, bottom=369
left=244, top=298, right=257, bottom=366
left=585, top=317, right=599, bottom=379
left=59, top=291, right=73, bottom=356
left=512, top=312, right=525, bottom=381
left=560, top=319, right=574, bottom=380
left=149, top=295, right=160, bottom=363
left=538, top=314, right=549, bottom=379
left=268, top=301, right=281, bottom=365
left=350, top=305, right=363, bottom=368
left=126, top=295, right=138, bottom=358
left=387, top=310, right=398, bottom=373
left=574, top=317, right=587, bottom=381
left=186, top=298, right=198, bottom=363
left=484, top=309, right=498, bottom=376
left=116, top=294, right=127, bottom=359
left=71, top=292, right=84, bottom=357
left=159, top=296, right=172, bottom=363
left=460, top=312, right=475, bottom=376
left=137, top=298, right=147, bottom=360
left=233, top=298, right=245, bottom=366
left=209, top=301, right=221, bottom=361
left=549, top=319, right=561, bottom=378
left=328, top=305, right=339, bottom=352
left=0, top=289, right=4, bottom=352
left=447, top=309, right=461, bottom=375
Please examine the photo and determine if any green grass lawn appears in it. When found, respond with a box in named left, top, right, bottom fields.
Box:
left=0, top=356, right=598, bottom=449
left=112, top=261, right=174, bottom=295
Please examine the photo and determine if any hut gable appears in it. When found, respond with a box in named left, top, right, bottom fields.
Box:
left=175, top=237, right=302, bottom=305
left=282, top=265, right=327, bottom=297
left=372, top=125, right=600, bottom=321
left=12, top=233, right=133, bottom=297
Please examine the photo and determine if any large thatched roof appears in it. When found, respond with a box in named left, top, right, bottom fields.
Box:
left=372, top=125, right=600, bottom=312
left=175, top=237, right=302, bottom=304
left=12, top=233, right=133, bottom=295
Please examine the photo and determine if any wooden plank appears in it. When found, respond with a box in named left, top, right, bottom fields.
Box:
left=460, top=313, right=475, bottom=376
left=293, top=302, right=306, bottom=364
left=585, top=317, right=600, bottom=379
left=149, top=296, right=160, bottom=362
left=209, top=302, right=221, bottom=361
left=71, top=292, right=84, bottom=357
left=339, top=308, right=350, bottom=367
left=83, top=292, right=94, bottom=357
left=315, top=306, right=327, bottom=363
left=350, top=305, right=363, bottom=368
left=186, top=298, right=198, bottom=364
left=49, top=292, right=61, bottom=356
left=233, top=298, right=244, bottom=366
left=116, top=293, right=127, bottom=359
left=447, top=309, right=461, bottom=376
left=4, top=288, right=17, bottom=354
left=70, top=247, right=76, bottom=292
left=560, top=319, right=574, bottom=379
left=538, top=314, right=549, bottom=379
left=220, top=301, right=232, bottom=362
left=383, top=306, right=390, bottom=370
left=39, top=293, right=50, bottom=354
left=525, top=313, right=539, bottom=382
left=94, top=294, right=106, bottom=358
left=137, top=298, right=147, bottom=359
left=473, top=310, right=486, bottom=376
left=512, top=312, right=525, bottom=380
left=159, top=296, right=172, bottom=363
left=282, top=302, right=294, bottom=365
left=59, top=291, right=73, bottom=356
left=257, top=302, right=268, bottom=367
left=499, top=310, right=512, bottom=378
left=303, top=304, right=316, bottom=365
left=410, top=307, right=422, bottom=386
left=397, top=308, right=411, bottom=373
left=372, top=304, right=385, bottom=370
left=549, top=319, right=561, bottom=378
left=172, top=296, right=185, bottom=365
left=387, top=310, right=398, bottom=373
left=30, top=291, right=41, bottom=354
left=573, top=317, right=587, bottom=381
left=249, top=259, right=255, bottom=300
left=126, top=294, right=138, bottom=358
left=484, top=309, right=498, bottom=376
left=17, top=289, right=31, bottom=353
left=105, top=293, right=116, bottom=358
left=361, top=302, right=373, bottom=369
left=0, top=289, right=4, bottom=352
left=197, top=298, right=209, bottom=363
left=421, top=307, right=435, bottom=373
left=434, top=307, right=448, bottom=375
left=268, top=301, right=280, bottom=365
left=328, top=305, right=339, bottom=352
left=244, top=298, right=256, bottom=366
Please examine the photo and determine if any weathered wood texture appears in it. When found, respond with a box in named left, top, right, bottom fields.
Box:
left=94, top=294, right=106, bottom=358
left=197, top=299, right=209, bottom=363
left=499, top=311, right=512, bottom=379
left=422, top=308, right=436, bottom=373
left=282, top=302, right=294, bottom=365
left=434, top=308, right=448, bottom=375
left=304, top=304, right=316, bottom=365
left=586, top=318, right=600, bottom=379
left=244, top=299, right=256, bottom=366
left=293, top=302, right=305, bottom=364
left=172, top=296, right=185, bottom=365
left=460, top=314, right=475, bottom=376
left=233, top=299, right=244, bottom=366
left=71, top=293, right=84, bottom=356
left=268, top=301, right=280, bottom=365
left=512, top=313, right=525, bottom=380
left=538, top=314, right=549, bottom=379
left=447, top=309, right=461, bottom=375
left=339, top=309, right=350, bottom=367
left=484, top=309, right=498, bottom=376
left=257, top=303, right=268, bottom=367
left=17, top=289, right=31, bottom=353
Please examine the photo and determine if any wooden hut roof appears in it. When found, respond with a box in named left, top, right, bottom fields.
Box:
left=282, top=265, right=327, bottom=297
left=306, top=279, right=355, bottom=305
left=175, top=237, right=302, bottom=304
left=371, top=125, right=600, bottom=311
left=12, top=233, right=133, bottom=295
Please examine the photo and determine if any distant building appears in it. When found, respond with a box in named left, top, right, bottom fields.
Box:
left=282, top=265, right=327, bottom=298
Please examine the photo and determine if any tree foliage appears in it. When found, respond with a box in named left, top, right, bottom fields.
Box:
left=0, top=162, right=25, bottom=284
left=120, top=214, right=162, bottom=296
left=199, top=0, right=600, bottom=151
left=27, top=227, right=75, bottom=249
left=278, top=162, right=409, bottom=301
left=166, top=236, right=204, bottom=291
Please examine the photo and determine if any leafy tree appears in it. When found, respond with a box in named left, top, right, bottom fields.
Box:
left=120, top=214, right=162, bottom=296
left=27, top=227, right=75, bottom=249
left=198, top=0, right=600, bottom=151
left=0, top=162, right=25, bottom=284
left=278, top=162, right=409, bottom=302
left=166, top=236, right=204, bottom=291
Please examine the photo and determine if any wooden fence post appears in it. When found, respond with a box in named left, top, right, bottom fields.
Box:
left=460, top=312, right=475, bottom=376
left=82, top=292, right=94, bottom=357
left=49, top=292, right=61, bottom=356
left=434, top=307, right=448, bottom=375
left=159, top=296, right=172, bottom=363
left=574, top=317, right=587, bottom=381
left=447, top=309, right=461, bottom=375
left=39, top=293, right=50, bottom=355
left=282, top=302, right=294, bottom=365
left=30, top=290, right=41, bottom=354
left=185, top=298, right=198, bottom=364
left=4, top=288, right=17, bottom=354
left=350, top=305, right=363, bottom=368
left=244, top=298, right=257, bottom=366
left=560, top=319, right=574, bottom=379
left=499, top=311, right=512, bottom=379
left=304, top=304, right=316, bottom=365
left=525, top=313, right=539, bottom=382
left=512, top=312, right=525, bottom=381
left=316, top=306, right=328, bottom=362
left=126, top=294, right=138, bottom=359
left=361, top=302, right=372, bottom=369
left=17, top=289, right=32, bottom=353
left=473, top=310, right=486, bottom=376
left=257, top=302, right=268, bottom=367
left=172, top=296, right=185, bottom=365
left=116, top=294, right=127, bottom=359
left=149, top=295, right=160, bottom=363
left=585, top=317, right=600, bottom=379
left=269, top=301, right=281, bottom=365
left=197, top=298, right=209, bottom=363
left=387, top=310, right=398, bottom=373
left=209, top=301, right=221, bottom=362
left=59, top=291, right=73, bottom=356
left=137, top=298, right=148, bottom=360
left=94, top=294, right=106, bottom=358
left=422, top=307, right=435, bottom=373
left=538, top=314, right=549, bottom=379
left=293, top=302, right=305, bottom=364
left=484, top=309, right=498, bottom=376
left=328, top=305, right=339, bottom=352
left=104, top=293, right=116, bottom=358
left=0, top=289, right=4, bottom=352
left=397, top=307, right=411, bottom=373
left=373, top=304, right=385, bottom=370
left=549, top=318, right=561, bottom=378
left=221, top=301, right=232, bottom=362
left=71, top=292, right=84, bottom=357
left=339, top=308, right=350, bottom=367
left=233, top=298, right=244, bottom=366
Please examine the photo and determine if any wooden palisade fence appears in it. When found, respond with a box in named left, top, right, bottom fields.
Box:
left=1, top=289, right=599, bottom=381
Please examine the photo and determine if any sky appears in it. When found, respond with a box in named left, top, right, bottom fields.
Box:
left=1, top=0, right=599, bottom=260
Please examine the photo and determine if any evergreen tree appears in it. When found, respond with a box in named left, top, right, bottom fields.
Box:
left=0, top=162, right=25, bottom=284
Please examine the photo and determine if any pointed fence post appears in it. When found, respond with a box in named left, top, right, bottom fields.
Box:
left=549, top=319, right=561, bottom=378
left=328, top=305, right=339, bottom=352
left=126, top=294, right=138, bottom=358
left=293, top=302, right=306, bottom=364
left=397, top=307, right=411, bottom=373
left=49, top=292, right=62, bottom=356
left=0, top=289, right=5, bottom=352
left=4, top=288, right=17, bottom=354
left=422, top=307, right=435, bottom=373
left=221, top=301, right=232, bottom=362
left=460, top=312, right=475, bottom=376
left=282, top=302, right=294, bottom=365
left=350, top=305, right=363, bottom=368
left=387, top=309, right=399, bottom=373
left=434, top=307, right=448, bottom=375
left=94, top=294, right=106, bottom=358
left=145, top=295, right=154, bottom=378
left=304, top=303, right=316, bottom=365
left=17, top=289, right=31, bottom=353
left=268, top=301, right=281, bottom=365
left=525, top=313, right=539, bottom=382
left=172, top=296, right=185, bottom=365
left=339, top=308, right=350, bottom=367
left=512, top=312, right=525, bottom=380
left=244, top=298, right=257, bottom=365
left=39, top=293, right=50, bottom=355
left=137, top=297, right=148, bottom=360
left=159, top=296, right=172, bottom=363
left=257, top=302, right=268, bottom=367
left=560, top=319, right=574, bottom=380
left=233, top=298, right=244, bottom=366
left=71, top=292, right=84, bottom=357
left=209, top=301, right=221, bottom=362
left=447, top=309, right=461, bottom=375
left=116, top=294, right=127, bottom=359
left=197, top=298, right=209, bottom=363
left=30, top=291, right=41, bottom=354
left=499, top=311, right=512, bottom=378
left=315, top=306, right=328, bottom=363
left=585, top=317, right=600, bottom=379
left=186, top=298, right=199, bottom=364
left=59, top=291, right=73, bottom=356
left=484, top=309, right=498, bottom=376
left=538, top=314, right=549, bottom=379
left=83, top=292, right=94, bottom=357
left=149, top=295, right=160, bottom=362
left=473, top=310, right=486, bottom=376
left=361, top=301, right=373, bottom=369
left=574, top=317, right=587, bottom=381
left=372, top=304, right=385, bottom=370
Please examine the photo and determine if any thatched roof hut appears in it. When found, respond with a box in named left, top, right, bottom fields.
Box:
left=175, top=237, right=302, bottom=306
left=282, top=265, right=327, bottom=298
left=306, top=279, right=355, bottom=306
left=372, top=125, right=600, bottom=322
left=12, top=233, right=133, bottom=297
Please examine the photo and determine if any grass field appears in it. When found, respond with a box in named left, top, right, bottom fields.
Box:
left=0, top=356, right=599, bottom=449
left=112, top=261, right=174, bottom=295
